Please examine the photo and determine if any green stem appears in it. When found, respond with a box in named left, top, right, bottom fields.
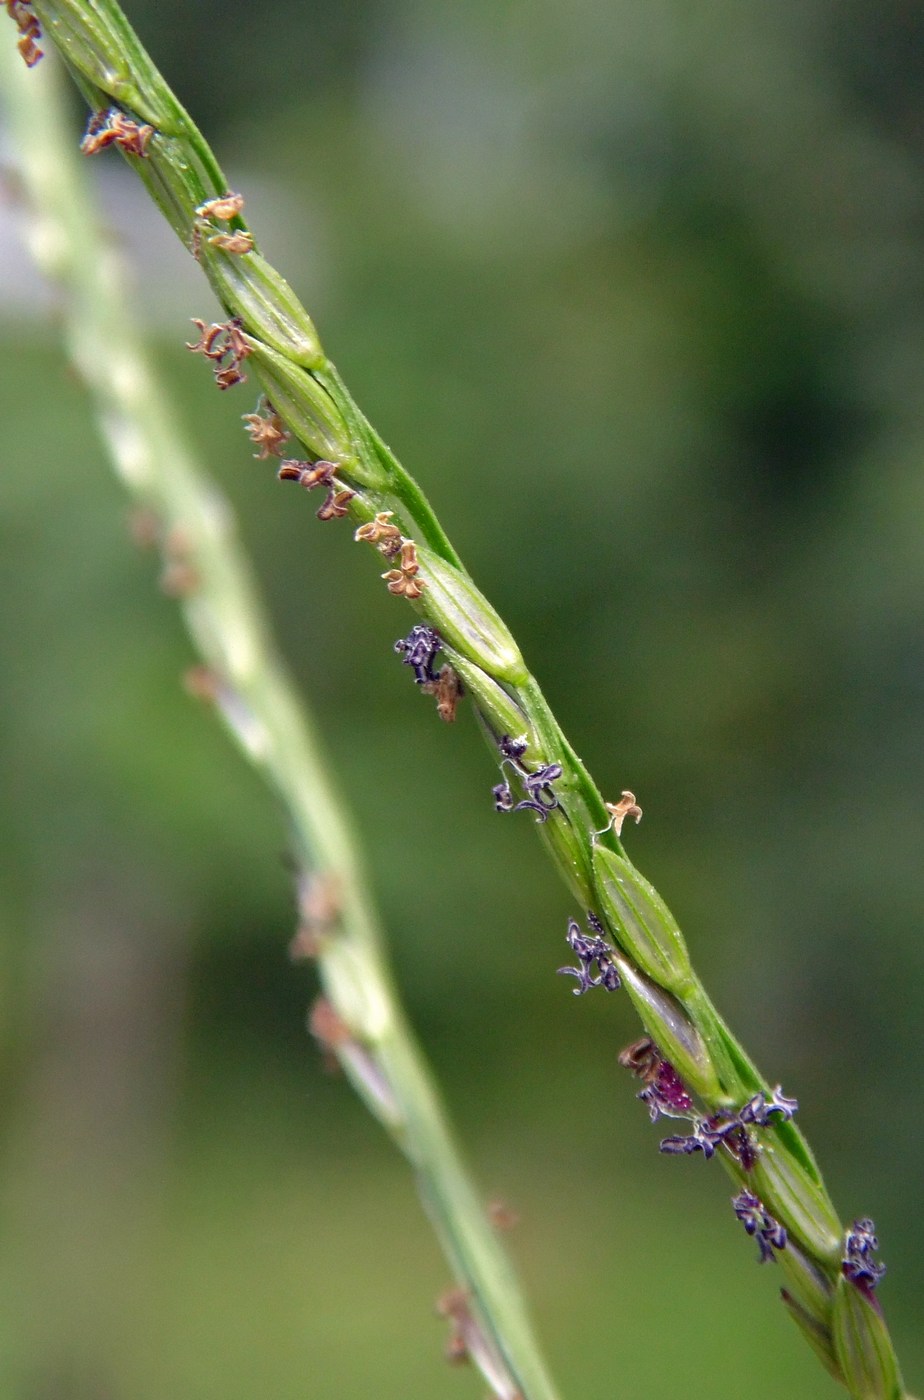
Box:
left=14, top=3, right=914, bottom=1393
left=0, top=39, right=563, bottom=1400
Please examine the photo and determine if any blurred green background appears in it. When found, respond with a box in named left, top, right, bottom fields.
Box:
left=1, top=1, right=923, bottom=1395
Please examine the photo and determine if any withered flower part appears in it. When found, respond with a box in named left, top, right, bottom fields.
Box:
left=618, top=1037, right=694, bottom=1120
left=600, top=790, right=643, bottom=838
left=557, top=917, right=621, bottom=995
left=297, top=871, right=341, bottom=927
left=394, top=624, right=442, bottom=684
left=277, top=458, right=334, bottom=488
left=242, top=400, right=289, bottom=459
left=3, top=1, right=43, bottom=67
left=277, top=459, right=354, bottom=520
left=487, top=1199, right=520, bottom=1232
left=214, top=364, right=245, bottom=390
left=309, top=997, right=351, bottom=1050
left=422, top=663, right=463, bottom=723
left=733, top=1189, right=787, bottom=1264
left=354, top=510, right=403, bottom=556
left=316, top=486, right=356, bottom=520
left=290, top=871, right=341, bottom=960
left=186, top=316, right=251, bottom=389
left=196, top=192, right=245, bottom=221
left=127, top=507, right=161, bottom=550
left=843, top=1218, right=887, bottom=1294
left=382, top=540, right=425, bottom=599
left=159, top=560, right=200, bottom=597
left=436, top=1289, right=523, bottom=1399
left=208, top=229, right=255, bottom=255
left=182, top=664, right=221, bottom=704
left=80, top=108, right=154, bottom=158
left=308, top=997, right=399, bottom=1119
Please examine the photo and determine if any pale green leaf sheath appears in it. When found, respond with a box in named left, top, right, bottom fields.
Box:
left=13, top=2, right=915, bottom=1393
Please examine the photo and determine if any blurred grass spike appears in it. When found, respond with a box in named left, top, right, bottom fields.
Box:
left=14, top=1, right=916, bottom=1393
left=0, top=37, right=563, bottom=1400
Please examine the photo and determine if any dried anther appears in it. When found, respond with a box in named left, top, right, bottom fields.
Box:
left=843, top=1218, right=886, bottom=1294
left=196, top=192, right=245, bottom=221
left=208, top=229, right=254, bottom=255
left=277, top=458, right=355, bottom=520
left=159, top=560, right=200, bottom=597
left=354, top=511, right=403, bottom=557
left=290, top=871, right=341, bottom=960
left=436, top=1289, right=523, bottom=1399
left=618, top=1037, right=693, bottom=1120
left=80, top=108, right=154, bottom=158
left=422, top=664, right=463, bottom=723
left=316, top=487, right=356, bottom=520
left=558, top=917, right=621, bottom=994
left=493, top=734, right=563, bottom=823
left=183, top=664, right=221, bottom=704
left=186, top=316, right=251, bottom=389
left=3, top=0, right=42, bottom=65
left=733, top=1189, right=787, bottom=1263
left=382, top=540, right=425, bottom=599
left=487, top=1199, right=520, bottom=1232
left=278, top=458, right=334, bottom=489
left=242, top=400, right=289, bottom=459
left=596, top=790, right=643, bottom=840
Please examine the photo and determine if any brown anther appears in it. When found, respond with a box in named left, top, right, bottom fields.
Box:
left=354, top=511, right=403, bottom=555
left=127, top=507, right=161, bottom=550
left=208, top=230, right=255, bottom=255
left=187, top=316, right=251, bottom=388
left=159, top=561, right=200, bottom=597
left=278, top=458, right=335, bottom=489
left=182, top=664, right=221, bottom=704
left=436, top=1290, right=476, bottom=1370
left=298, top=872, right=342, bottom=927
left=382, top=540, right=425, bottom=598
left=214, top=365, right=246, bottom=391
left=382, top=566, right=425, bottom=599
left=487, top=1198, right=520, bottom=1232
left=4, top=1, right=43, bottom=66
left=17, top=29, right=41, bottom=65
left=242, top=402, right=289, bottom=459
left=80, top=108, right=154, bottom=159
left=186, top=319, right=226, bottom=360
left=288, top=925, right=320, bottom=961
left=316, top=487, right=356, bottom=521
left=308, top=996, right=351, bottom=1054
left=196, top=192, right=245, bottom=221
left=421, top=663, right=462, bottom=723
left=603, top=790, right=643, bottom=837
left=163, top=523, right=194, bottom=560
left=290, top=873, right=340, bottom=959
left=436, top=1287, right=522, bottom=1399
left=617, top=1036, right=661, bottom=1083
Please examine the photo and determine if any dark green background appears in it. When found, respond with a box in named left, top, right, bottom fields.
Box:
left=1, top=1, right=922, bottom=1395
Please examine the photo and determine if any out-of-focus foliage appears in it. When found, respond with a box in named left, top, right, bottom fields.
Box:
left=1, top=2, right=922, bottom=1396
